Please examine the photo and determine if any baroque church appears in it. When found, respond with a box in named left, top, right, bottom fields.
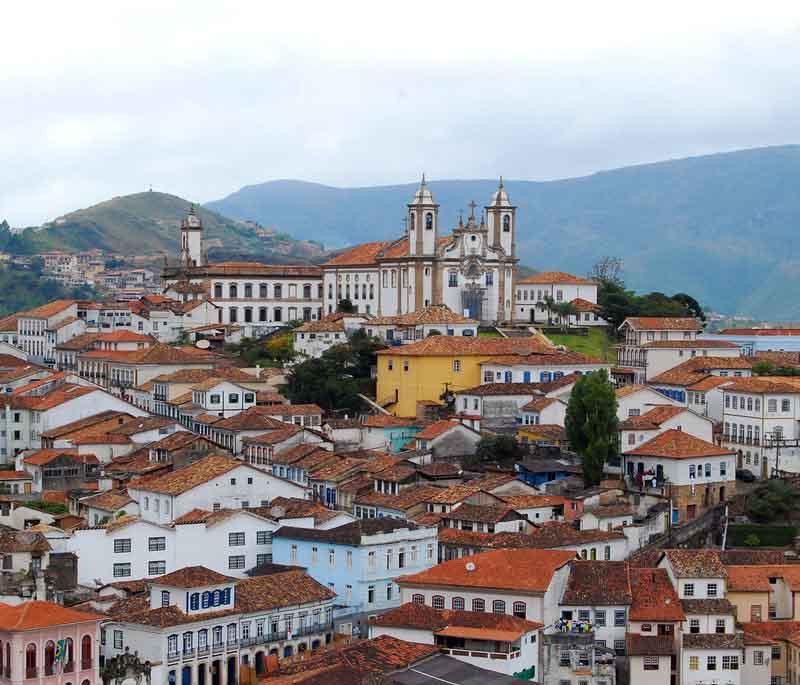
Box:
left=321, top=177, right=518, bottom=323
left=163, top=178, right=518, bottom=327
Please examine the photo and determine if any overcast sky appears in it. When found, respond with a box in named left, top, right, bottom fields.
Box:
left=3, top=0, right=800, bottom=226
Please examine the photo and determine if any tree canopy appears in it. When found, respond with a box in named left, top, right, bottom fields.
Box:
left=746, top=480, right=800, bottom=524
left=463, top=434, right=526, bottom=470
left=591, top=258, right=705, bottom=331
left=283, top=330, right=386, bottom=413
left=565, top=369, right=619, bottom=485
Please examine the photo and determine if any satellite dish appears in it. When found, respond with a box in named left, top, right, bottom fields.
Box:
left=465, top=562, right=476, bottom=572
left=195, top=339, right=211, bottom=349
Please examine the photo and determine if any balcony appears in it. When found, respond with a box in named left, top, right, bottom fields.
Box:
left=197, top=645, right=209, bottom=656
left=440, top=647, right=521, bottom=661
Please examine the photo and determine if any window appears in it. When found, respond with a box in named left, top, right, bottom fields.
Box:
left=594, top=610, right=606, bottom=627
left=448, top=271, right=458, bottom=287
left=113, top=539, right=131, bottom=553
left=689, top=619, right=700, bottom=634
left=386, top=583, right=392, bottom=601
left=329, top=548, right=336, bottom=566
left=290, top=545, right=297, bottom=562
left=783, top=399, right=792, bottom=412
left=513, top=602, right=526, bottom=618
left=684, top=583, right=694, bottom=597
left=168, top=635, right=178, bottom=656
left=723, top=655, right=739, bottom=670
left=412, top=594, right=425, bottom=605
left=708, top=583, right=718, bottom=597
left=689, top=656, right=699, bottom=670
left=614, top=609, right=626, bottom=626
left=472, top=598, right=485, bottom=612
left=228, top=555, right=245, bottom=570
left=707, top=655, right=717, bottom=670
left=493, top=600, right=506, bottom=614
left=768, top=399, right=778, bottom=412
left=641, top=623, right=652, bottom=632
left=256, top=531, right=271, bottom=545
left=113, top=563, right=131, bottom=577
left=452, top=359, right=461, bottom=372
left=148, top=560, right=166, bottom=575
left=578, top=609, right=591, bottom=622
left=754, top=651, right=764, bottom=665
left=452, top=597, right=465, bottom=610
left=715, top=618, right=726, bottom=633
left=688, top=465, right=696, bottom=479
left=148, top=537, right=166, bottom=552
left=773, top=646, right=782, bottom=660
left=113, top=630, right=123, bottom=650
left=643, top=656, right=659, bottom=671
left=368, top=585, right=375, bottom=604
left=613, top=639, right=625, bottom=655
left=502, top=215, right=511, bottom=232
left=228, top=532, right=245, bottom=546
left=432, top=595, right=445, bottom=610
left=256, top=553, right=271, bottom=566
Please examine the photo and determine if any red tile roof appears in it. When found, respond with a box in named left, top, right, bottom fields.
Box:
left=726, top=565, right=800, bottom=592
left=619, top=405, right=687, bottom=430
left=629, top=568, right=685, bottom=621
left=24, top=448, right=98, bottom=466
left=721, top=377, right=800, bottom=394
left=518, top=271, right=596, bottom=285
left=626, top=429, right=734, bottom=460
left=18, top=300, right=75, bottom=319
left=8, top=384, right=96, bottom=411
left=661, top=549, right=726, bottom=578
left=398, top=548, right=575, bottom=593
left=0, top=600, right=103, bottom=630
left=0, top=470, right=32, bottom=480
left=561, top=561, right=633, bottom=605
left=323, top=241, right=394, bottom=266
left=641, top=340, right=739, bottom=349
left=376, top=336, right=554, bottom=357
left=415, top=419, right=465, bottom=440
left=130, top=454, right=244, bottom=495
left=155, top=566, right=237, bottom=588
left=622, top=317, right=701, bottom=331
left=80, top=489, right=134, bottom=512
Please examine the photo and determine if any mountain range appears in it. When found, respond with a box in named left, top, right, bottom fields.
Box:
left=206, top=145, right=800, bottom=319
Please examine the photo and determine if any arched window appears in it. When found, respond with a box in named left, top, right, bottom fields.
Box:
left=412, top=594, right=425, bottom=605
left=244, top=283, right=253, bottom=298
left=472, top=598, right=485, bottom=612
left=513, top=602, right=526, bottom=618
left=229, top=284, right=238, bottom=299
left=503, top=215, right=511, bottom=232
left=492, top=600, right=506, bottom=615
left=25, top=643, right=36, bottom=678
left=369, top=284, right=374, bottom=299
left=451, top=597, right=465, bottom=611
left=432, top=595, right=445, bottom=610
left=214, top=283, right=223, bottom=298
left=81, top=635, right=92, bottom=670
left=303, top=285, right=312, bottom=299
left=64, top=638, right=74, bottom=672
left=229, top=307, right=238, bottom=323
left=45, top=641, right=55, bottom=675
left=425, top=213, right=433, bottom=230
left=580, top=549, right=588, bottom=559
left=82, top=680, right=91, bottom=685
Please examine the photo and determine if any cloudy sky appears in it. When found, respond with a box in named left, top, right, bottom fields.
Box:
left=3, top=0, right=800, bottom=226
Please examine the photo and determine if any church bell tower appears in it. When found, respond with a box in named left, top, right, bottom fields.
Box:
left=180, top=204, right=204, bottom=267
left=407, top=174, right=439, bottom=256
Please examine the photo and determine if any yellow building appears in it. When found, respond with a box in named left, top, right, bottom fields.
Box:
left=375, top=336, right=551, bottom=417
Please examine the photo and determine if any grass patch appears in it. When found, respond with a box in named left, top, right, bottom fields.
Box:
left=478, top=328, right=502, bottom=338
left=728, top=524, right=797, bottom=547
left=547, top=328, right=611, bottom=361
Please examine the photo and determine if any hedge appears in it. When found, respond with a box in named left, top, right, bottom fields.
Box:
left=728, top=524, right=797, bottom=547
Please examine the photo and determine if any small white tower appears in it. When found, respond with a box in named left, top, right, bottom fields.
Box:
left=180, top=204, right=204, bottom=267
left=485, top=177, right=516, bottom=256
left=407, top=174, right=439, bottom=256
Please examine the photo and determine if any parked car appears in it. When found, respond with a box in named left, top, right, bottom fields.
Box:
left=736, top=469, right=756, bottom=483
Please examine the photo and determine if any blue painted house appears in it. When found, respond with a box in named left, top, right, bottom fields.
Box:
left=272, top=518, right=438, bottom=637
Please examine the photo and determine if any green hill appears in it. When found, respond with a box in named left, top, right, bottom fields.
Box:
left=205, top=145, right=800, bottom=318
left=1, top=192, right=325, bottom=263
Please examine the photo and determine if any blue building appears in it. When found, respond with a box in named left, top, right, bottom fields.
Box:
left=272, top=519, right=438, bottom=636
left=515, top=459, right=579, bottom=488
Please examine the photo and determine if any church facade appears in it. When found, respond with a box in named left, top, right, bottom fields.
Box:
left=163, top=179, right=518, bottom=327
left=321, top=178, right=518, bottom=324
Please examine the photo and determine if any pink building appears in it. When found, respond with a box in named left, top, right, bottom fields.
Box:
left=0, top=600, right=103, bottom=685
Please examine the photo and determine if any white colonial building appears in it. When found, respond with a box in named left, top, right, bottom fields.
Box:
left=322, top=178, right=518, bottom=324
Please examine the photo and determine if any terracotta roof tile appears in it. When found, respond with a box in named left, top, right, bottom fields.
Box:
left=444, top=503, right=518, bottom=524
left=362, top=414, right=418, bottom=428
left=415, top=420, right=466, bottom=441
left=18, top=299, right=75, bottom=319
left=682, top=633, right=742, bottom=650
left=323, top=241, right=394, bottom=267
left=211, top=406, right=290, bottom=432
left=376, top=336, right=553, bottom=357
left=623, top=317, right=701, bottom=331
left=662, top=549, right=726, bottom=578
left=155, top=566, right=237, bottom=588
left=649, top=356, right=755, bottom=386
left=641, top=339, right=739, bottom=349
left=629, top=568, right=685, bottom=621
left=521, top=397, right=562, bottom=412
left=561, top=561, right=633, bottom=605
left=0, top=470, right=32, bottom=480
left=519, top=271, right=596, bottom=285
left=626, top=429, right=734, bottom=460
left=626, top=633, right=675, bottom=656
left=726, top=565, right=800, bottom=592
left=499, top=494, right=566, bottom=509
left=722, top=377, right=800, bottom=394
left=80, top=489, right=133, bottom=512
left=619, top=405, right=687, bottom=431
left=354, top=484, right=443, bottom=511
left=274, top=518, right=421, bottom=545
left=130, top=454, right=244, bottom=495
left=457, top=382, right=544, bottom=397
left=399, top=548, right=575, bottom=593
left=0, top=600, right=103, bottom=630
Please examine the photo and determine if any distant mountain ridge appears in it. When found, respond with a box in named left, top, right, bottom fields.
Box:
left=0, top=191, right=325, bottom=264
left=205, top=145, right=800, bottom=318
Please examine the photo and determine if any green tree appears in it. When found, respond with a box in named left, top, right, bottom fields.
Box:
left=467, top=435, right=525, bottom=469
left=338, top=298, right=356, bottom=313
left=283, top=330, right=386, bottom=412
left=565, top=369, right=619, bottom=484
left=672, top=292, right=706, bottom=322
left=746, top=480, right=800, bottom=524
